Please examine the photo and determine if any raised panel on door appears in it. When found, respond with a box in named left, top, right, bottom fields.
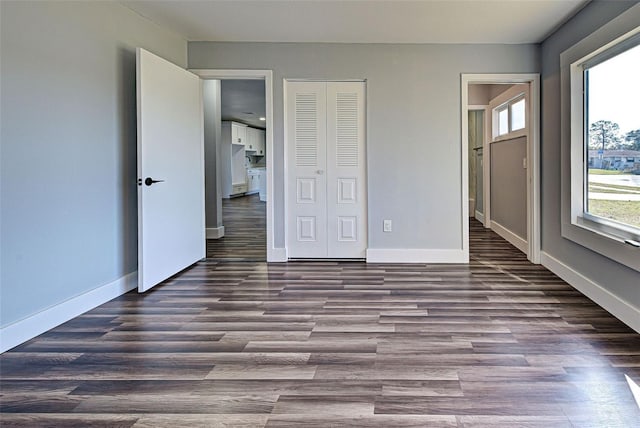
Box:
left=326, top=82, right=367, bottom=258
left=286, top=81, right=328, bottom=258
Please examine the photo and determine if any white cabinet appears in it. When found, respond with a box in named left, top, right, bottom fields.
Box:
left=245, top=127, right=266, bottom=155
left=221, top=121, right=248, bottom=198
left=247, top=169, right=261, bottom=194
left=255, top=129, right=266, bottom=156
left=258, top=169, right=267, bottom=202
left=231, top=122, right=247, bottom=146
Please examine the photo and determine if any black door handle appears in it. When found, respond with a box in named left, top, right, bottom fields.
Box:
left=144, top=177, right=165, bottom=186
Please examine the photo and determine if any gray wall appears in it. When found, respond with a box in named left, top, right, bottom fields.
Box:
left=0, top=1, right=186, bottom=327
left=541, top=1, right=640, bottom=307
left=188, top=42, right=539, bottom=250
left=203, top=80, right=223, bottom=229
left=491, top=137, right=527, bottom=239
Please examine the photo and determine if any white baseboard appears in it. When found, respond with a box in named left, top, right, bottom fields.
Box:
left=268, top=247, right=287, bottom=262
left=366, top=248, right=468, bottom=264
left=541, top=252, right=640, bottom=333
left=468, top=198, right=476, bottom=216
left=475, top=210, right=485, bottom=225
left=491, top=220, right=528, bottom=254
left=0, top=271, right=138, bottom=353
left=206, top=226, right=225, bottom=239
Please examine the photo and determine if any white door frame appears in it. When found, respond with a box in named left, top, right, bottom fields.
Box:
left=461, top=74, right=541, bottom=264
left=190, top=69, right=277, bottom=262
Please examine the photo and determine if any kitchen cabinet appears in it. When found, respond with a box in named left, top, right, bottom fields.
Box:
left=231, top=121, right=247, bottom=146
left=255, top=129, right=266, bottom=156
left=245, top=127, right=265, bottom=155
left=247, top=169, right=261, bottom=195
left=258, top=169, right=267, bottom=202
left=221, top=121, right=248, bottom=198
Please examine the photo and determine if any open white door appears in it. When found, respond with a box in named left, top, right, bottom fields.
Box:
left=137, top=48, right=205, bottom=292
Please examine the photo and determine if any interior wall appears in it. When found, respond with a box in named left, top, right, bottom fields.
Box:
left=203, top=80, right=223, bottom=230
left=188, top=42, right=539, bottom=252
left=0, top=2, right=187, bottom=327
left=468, top=85, right=490, bottom=105
left=540, top=1, right=640, bottom=307
left=490, top=136, right=528, bottom=239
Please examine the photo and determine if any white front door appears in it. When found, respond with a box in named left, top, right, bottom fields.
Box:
left=136, top=48, right=205, bottom=292
left=286, top=81, right=367, bottom=259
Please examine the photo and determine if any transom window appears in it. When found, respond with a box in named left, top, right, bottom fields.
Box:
left=494, top=95, right=526, bottom=138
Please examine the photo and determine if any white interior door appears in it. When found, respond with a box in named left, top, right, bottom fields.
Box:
left=286, top=80, right=366, bottom=259
left=327, top=82, right=367, bottom=258
left=286, top=81, right=328, bottom=258
left=137, top=48, right=205, bottom=292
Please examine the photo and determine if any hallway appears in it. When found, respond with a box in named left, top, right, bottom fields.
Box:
left=1, top=220, right=639, bottom=426
left=206, top=194, right=266, bottom=261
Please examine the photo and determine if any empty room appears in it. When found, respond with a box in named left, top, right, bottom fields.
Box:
left=1, top=1, right=639, bottom=426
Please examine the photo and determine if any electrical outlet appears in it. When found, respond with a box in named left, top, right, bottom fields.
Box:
left=383, top=220, right=392, bottom=232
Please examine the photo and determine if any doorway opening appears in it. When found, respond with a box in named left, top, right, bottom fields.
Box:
left=461, top=74, right=540, bottom=264
left=208, top=79, right=267, bottom=261
left=191, top=69, right=276, bottom=262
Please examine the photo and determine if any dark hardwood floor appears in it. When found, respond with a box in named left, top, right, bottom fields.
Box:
left=1, top=214, right=640, bottom=427
left=207, top=194, right=266, bottom=261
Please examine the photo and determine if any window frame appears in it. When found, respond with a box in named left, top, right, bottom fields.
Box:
left=561, top=15, right=640, bottom=272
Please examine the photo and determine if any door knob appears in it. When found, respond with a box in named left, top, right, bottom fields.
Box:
left=316, top=170, right=324, bottom=175
left=144, top=177, right=165, bottom=186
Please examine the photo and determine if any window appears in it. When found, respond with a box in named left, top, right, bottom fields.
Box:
left=497, top=107, right=509, bottom=136
left=494, top=95, right=526, bottom=139
left=564, top=22, right=640, bottom=271
left=510, top=99, right=525, bottom=131
left=582, top=41, right=640, bottom=232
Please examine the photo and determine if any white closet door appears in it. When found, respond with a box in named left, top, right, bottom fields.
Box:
left=326, top=82, right=367, bottom=258
left=286, top=81, right=328, bottom=258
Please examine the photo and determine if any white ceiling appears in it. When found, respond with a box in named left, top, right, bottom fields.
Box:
left=221, top=80, right=266, bottom=129
left=122, top=0, right=588, bottom=44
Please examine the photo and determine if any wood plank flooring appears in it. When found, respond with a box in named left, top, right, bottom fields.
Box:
left=2, top=218, right=640, bottom=427
left=206, top=194, right=266, bottom=261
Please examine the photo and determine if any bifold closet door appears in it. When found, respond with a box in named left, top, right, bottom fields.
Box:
left=286, top=81, right=366, bottom=259
left=326, top=82, right=366, bottom=258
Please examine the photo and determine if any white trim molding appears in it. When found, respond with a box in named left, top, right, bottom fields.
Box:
left=0, top=271, right=138, bottom=353
left=189, top=69, right=278, bottom=262
left=491, top=221, right=528, bottom=254
left=366, top=249, right=467, bottom=264
left=475, top=210, right=485, bottom=225
left=270, top=247, right=288, bottom=262
left=461, top=73, right=541, bottom=265
left=206, top=226, right=225, bottom=239
left=541, top=252, right=640, bottom=333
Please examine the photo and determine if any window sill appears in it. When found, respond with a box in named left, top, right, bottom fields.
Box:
left=562, top=215, right=640, bottom=273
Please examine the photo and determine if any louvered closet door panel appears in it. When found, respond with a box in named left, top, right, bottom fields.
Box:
left=326, top=82, right=367, bottom=258
left=286, top=81, right=328, bottom=258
